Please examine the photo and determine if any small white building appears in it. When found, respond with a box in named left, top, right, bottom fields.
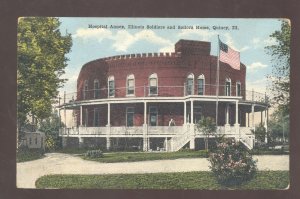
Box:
left=22, top=131, right=46, bottom=150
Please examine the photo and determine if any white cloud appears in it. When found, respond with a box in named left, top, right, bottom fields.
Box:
left=251, top=37, right=277, bottom=49
left=246, top=78, right=267, bottom=94
left=263, top=37, right=277, bottom=46
left=223, top=33, right=249, bottom=52
left=247, top=62, right=268, bottom=72
left=73, top=28, right=173, bottom=52
left=73, top=28, right=113, bottom=42
left=178, top=28, right=217, bottom=41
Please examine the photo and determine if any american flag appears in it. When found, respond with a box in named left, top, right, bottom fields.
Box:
left=219, top=39, right=240, bottom=70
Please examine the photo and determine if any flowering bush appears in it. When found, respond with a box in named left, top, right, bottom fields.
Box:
left=208, top=139, right=257, bottom=185
left=85, top=149, right=104, bottom=158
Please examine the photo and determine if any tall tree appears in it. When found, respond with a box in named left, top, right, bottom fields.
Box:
left=17, top=17, right=72, bottom=127
left=265, top=20, right=291, bottom=114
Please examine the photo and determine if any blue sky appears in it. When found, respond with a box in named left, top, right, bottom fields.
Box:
left=58, top=18, right=282, bottom=96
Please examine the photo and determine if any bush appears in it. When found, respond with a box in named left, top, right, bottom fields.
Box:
left=84, top=149, right=104, bottom=158
left=45, top=135, right=62, bottom=152
left=208, top=139, right=257, bottom=186
left=17, top=147, right=45, bottom=162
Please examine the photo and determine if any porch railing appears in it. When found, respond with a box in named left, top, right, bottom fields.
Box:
left=61, top=84, right=269, bottom=105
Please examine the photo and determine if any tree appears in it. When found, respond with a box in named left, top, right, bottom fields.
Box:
left=251, top=123, right=267, bottom=143
left=268, top=109, right=289, bottom=143
left=265, top=20, right=291, bottom=115
left=17, top=17, right=72, bottom=127
left=39, top=110, right=64, bottom=151
left=196, top=117, right=217, bottom=151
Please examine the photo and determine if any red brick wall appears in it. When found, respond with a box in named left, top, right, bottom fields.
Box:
left=75, top=40, right=247, bottom=127
left=77, top=55, right=246, bottom=100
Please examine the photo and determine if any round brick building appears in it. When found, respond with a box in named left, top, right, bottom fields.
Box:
left=60, top=39, right=269, bottom=151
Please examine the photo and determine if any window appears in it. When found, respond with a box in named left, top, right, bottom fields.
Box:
left=186, top=73, right=194, bottom=95
left=127, top=74, right=135, bottom=95
left=126, top=107, right=134, bottom=127
left=94, top=79, right=100, bottom=99
left=149, top=106, right=158, bottom=126
left=225, top=78, right=231, bottom=96
left=149, top=73, right=158, bottom=95
left=94, top=108, right=100, bottom=126
left=83, top=80, right=88, bottom=99
left=236, top=82, right=241, bottom=96
left=108, top=76, right=115, bottom=97
left=29, top=137, right=32, bottom=145
left=197, top=74, right=205, bottom=95
left=35, top=137, right=38, bottom=145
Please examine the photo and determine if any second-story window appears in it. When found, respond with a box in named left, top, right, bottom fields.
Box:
left=186, top=73, right=194, bottom=95
left=149, top=73, right=158, bottom=95
left=83, top=80, right=88, bottom=99
left=236, top=82, right=241, bottom=96
left=94, top=79, right=100, bottom=99
left=127, top=74, right=135, bottom=96
left=108, top=76, right=115, bottom=97
left=225, top=78, right=231, bottom=96
left=197, top=74, right=205, bottom=95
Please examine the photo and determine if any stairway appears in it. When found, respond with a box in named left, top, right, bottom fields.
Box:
left=239, top=134, right=255, bottom=149
left=168, top=130, right=190, bottom=152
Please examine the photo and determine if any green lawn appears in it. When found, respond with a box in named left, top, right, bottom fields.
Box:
left=17, top=148, right=45, bottom=163
left=35, top=171, right=289, bottom=189
left=82, top=150, right=208, bottom=163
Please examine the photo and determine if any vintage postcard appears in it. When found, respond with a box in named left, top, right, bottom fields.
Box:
left=17, top=17, right=290, bottom=189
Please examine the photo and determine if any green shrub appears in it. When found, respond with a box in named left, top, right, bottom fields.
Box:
left=17, top=147, right=45, bottom=162
left=208, top=139, right=257, bottom=186
left=84, top=149, right=104, bottom=158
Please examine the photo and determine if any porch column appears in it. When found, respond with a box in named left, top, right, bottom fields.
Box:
left=225, top=103, right=230, bottom=134
left=143, top=102, right=148, bottom=151
left=184, top=101, right=187, bottom=124
left=165, top=137, right=168, bottom=151
left=64, top=91, right=66, bottom=133
left=234, top=100, right=240, bottom=139
left=80, top=106, right=83, bottom=126
left=191, top=100, right=194, bottom=124
left=106, top=137, right=111, bottom=150
left=264, top=108, right=268, bottom=143
left=247, top=113, right=250, bottom=127
left=79, top=137, right=84, bottom=148
left=225, top=104, right=230, bottom=125
left=251, top=104, right=255, bottom=130
left=190, top=100, right=195, bottom=150
left=106, top=103, right=111, bottom=150
left=261, top=111, right=263, bottom=124
left=107, top=103, right=111, bottom=126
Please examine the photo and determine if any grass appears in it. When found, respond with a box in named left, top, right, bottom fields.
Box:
left=82, top=150, right=208, bottom=163
left=55, top=147, right=91, bottom=154
left=35, top=171, right=289, bottom=189
left=17, top=148, right=45, bottom=163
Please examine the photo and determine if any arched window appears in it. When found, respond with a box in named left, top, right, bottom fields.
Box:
left=149, top=73, right=158, bottom=95
left=108, top=76, right=115, bottom=97
left=225, top=78, right=231, bottom=96
left=236, top=81, right=241, bottom=96
left=83, top=80, right=88, bottom=99
left=126, top=74, right=135, bottom=96
left=186, top=73, right=194, bottom=95
left=94, top=79, right=100, bottom=99
left=197, top=74, right=205, bottom=95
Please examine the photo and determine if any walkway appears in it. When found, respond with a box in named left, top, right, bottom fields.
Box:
left=17, top=153, right=289, bottom=188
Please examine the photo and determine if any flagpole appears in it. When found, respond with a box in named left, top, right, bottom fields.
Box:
left=216, top=35, right=220, bottom=128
